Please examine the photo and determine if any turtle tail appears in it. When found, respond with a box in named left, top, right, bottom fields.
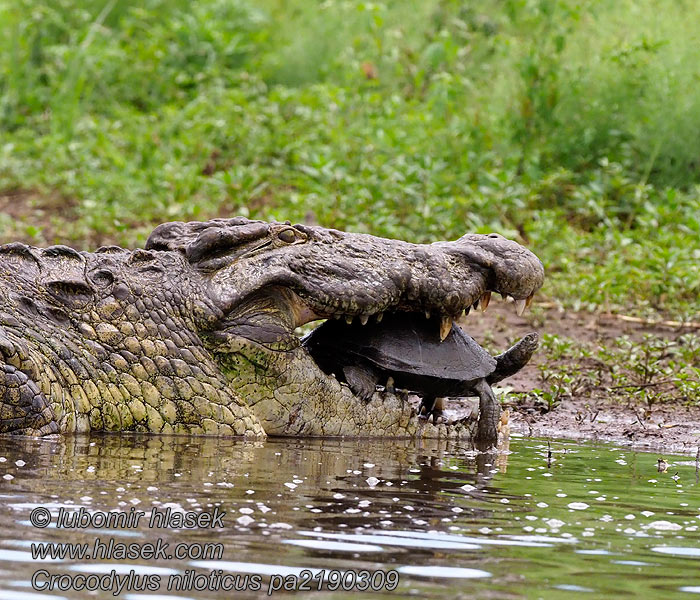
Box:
left=487, top=332, right=539, bottom=384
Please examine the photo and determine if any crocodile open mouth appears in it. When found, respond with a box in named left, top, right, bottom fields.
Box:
left=299, top=294, right=535, bottom=395
left=301, top=290, right=534, bottom=344
left=294, top=301, right=540, bottom=445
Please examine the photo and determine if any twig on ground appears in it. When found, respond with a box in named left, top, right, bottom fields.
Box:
left=609, top=314, right=700, bottom=330
left=609, top=379, right=676, bottom=390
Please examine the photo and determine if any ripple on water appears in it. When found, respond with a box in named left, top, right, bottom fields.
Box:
left=295, top=530, right=481, bottom=550
left=506, top=534, right=578, bottom=545
left=328, top=529, right=557, bottom=548
left=67, top=564, right=179, bottom=576
left=652, top=546, right=700, bottom=558
left=554, top=584, right=594, bottom=592
left=283, top=539, right=385, bottom=552
left=0, top=549, right=62, bottom=563
left=0, top=592, right=69, bottom=600
left=644, top=521, right=683, bottom=531
left=396, top=566, right=491, bottom=579
left=2, top=436, right=700, bottom=600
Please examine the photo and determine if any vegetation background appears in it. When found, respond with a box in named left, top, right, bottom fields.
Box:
left=0, top=0, right=698, bottom=322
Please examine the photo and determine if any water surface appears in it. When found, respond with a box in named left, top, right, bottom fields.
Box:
left=0, top=434, right=699, bottom=599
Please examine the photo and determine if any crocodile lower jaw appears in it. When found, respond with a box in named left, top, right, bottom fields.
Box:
left=209, top=287, right=531, bottom=439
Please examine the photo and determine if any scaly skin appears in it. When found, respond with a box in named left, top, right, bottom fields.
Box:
left=0, top=244, right=264, bottom=437
left=214, top=336, right=478, bottom=438
left=0, top=218, right=544, bottom=439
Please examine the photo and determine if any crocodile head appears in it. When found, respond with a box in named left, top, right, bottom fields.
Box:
left=147, top=218, right=544, bottom=437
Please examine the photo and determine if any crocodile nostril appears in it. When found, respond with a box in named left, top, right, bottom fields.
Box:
left=488, top=234, right=500, bottom=239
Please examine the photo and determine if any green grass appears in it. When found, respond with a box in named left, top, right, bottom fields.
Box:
left=0, top=0, right=698, bottom=320
left=520, top=332, right=700, bottom=412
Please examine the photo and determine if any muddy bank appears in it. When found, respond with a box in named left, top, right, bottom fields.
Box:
left=457, top=301, right=700, bottom=454
left=508, top=397, right=700, bottom=454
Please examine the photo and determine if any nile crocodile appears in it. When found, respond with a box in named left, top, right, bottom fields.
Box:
left=0, top=218, right=544, bottom=440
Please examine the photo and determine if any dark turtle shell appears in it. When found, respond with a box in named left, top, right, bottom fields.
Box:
left=303, top=312, right=496, bottom=381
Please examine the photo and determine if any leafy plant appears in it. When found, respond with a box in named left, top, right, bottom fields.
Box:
left=0, top=0, right=698, bottom=323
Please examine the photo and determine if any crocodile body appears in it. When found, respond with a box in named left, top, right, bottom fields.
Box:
left=0, top=218, right=544, bottom=441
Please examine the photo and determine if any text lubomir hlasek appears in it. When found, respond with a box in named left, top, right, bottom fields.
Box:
left=52, top=506, right=224, bottom=529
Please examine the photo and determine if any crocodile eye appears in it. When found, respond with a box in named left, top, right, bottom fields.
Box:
left=277, top=229, right=297, bottom=243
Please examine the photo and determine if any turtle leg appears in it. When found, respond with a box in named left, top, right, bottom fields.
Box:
left=474, top=379, right=500, bottom=449
left=385, top=376, right=396, bottom=394
left=419, top=397, right=445, bottom=424
left=418, top=396, right=435, bottom=419
left=343, top=366, right=380, bottom=402
left=432, top=397, right=445, bottom=424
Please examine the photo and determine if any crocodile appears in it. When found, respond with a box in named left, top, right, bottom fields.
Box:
left=0, top=217, right=544, bottom=440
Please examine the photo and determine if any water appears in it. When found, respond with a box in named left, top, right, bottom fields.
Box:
left=0, top=433, right=699, bottom=599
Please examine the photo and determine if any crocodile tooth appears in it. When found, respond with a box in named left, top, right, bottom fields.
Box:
left=481, top=291, right=491, bottom=312
left=439, top=316, right=452, bottom=342
left=514, top=298, right=527, bottom=316
left=376, top=312, right=383, bottom=323
left=525, top=293, right=534, bottom=308
left=464, top=306, right=470, bottom=317
left=472, top=299, right=479, bottom=310
left=425, top=310, right=431, bottom=320
left=360, top=314, right=369, bottom=325
left=345, top=315, right=354, bottom=325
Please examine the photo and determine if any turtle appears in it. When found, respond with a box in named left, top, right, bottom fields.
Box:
left=302, top=312, right=539, bottom=443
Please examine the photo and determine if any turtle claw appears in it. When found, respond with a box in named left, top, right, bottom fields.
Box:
left=431, top=410, right=444, bottom=424
left=418, top=399, right=432, bottom=420
left=419, top=396, right=444, bottom=423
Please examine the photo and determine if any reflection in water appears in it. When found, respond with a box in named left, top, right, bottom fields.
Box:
left=0, top=433, right=698, bottom=599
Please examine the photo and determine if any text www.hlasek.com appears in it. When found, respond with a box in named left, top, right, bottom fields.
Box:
left=31, top=538, right=223, bottom=561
